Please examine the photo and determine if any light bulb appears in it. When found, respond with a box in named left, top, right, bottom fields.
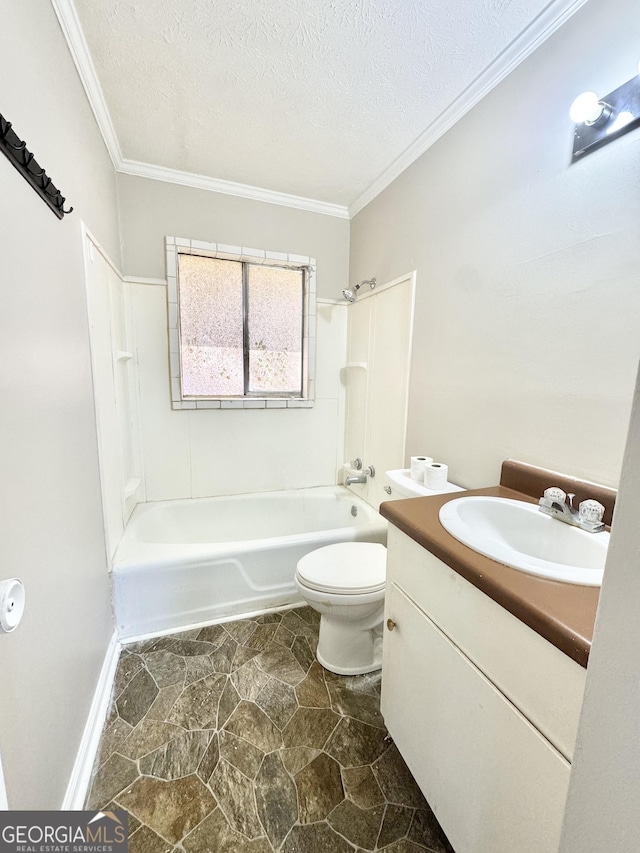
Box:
left=569, top=91, right=604, bottom=124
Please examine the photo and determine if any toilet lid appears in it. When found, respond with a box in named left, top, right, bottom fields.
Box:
left=296, top=542, right=387, bottom=594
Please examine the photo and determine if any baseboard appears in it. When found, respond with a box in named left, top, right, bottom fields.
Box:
left=61, top=603, right=306, bottom=806
left=61, top=631, right=121, bottom=809
left=0, top=750, right=7, bottom=810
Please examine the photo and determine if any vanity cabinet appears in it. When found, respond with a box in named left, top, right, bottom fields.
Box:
left=382, top=526, right=587, bottom=853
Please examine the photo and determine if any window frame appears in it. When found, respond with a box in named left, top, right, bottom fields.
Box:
left=165, top=236, right=316, bottom=410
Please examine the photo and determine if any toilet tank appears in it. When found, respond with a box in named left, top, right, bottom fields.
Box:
left=384, top=469, right=464, bottom=500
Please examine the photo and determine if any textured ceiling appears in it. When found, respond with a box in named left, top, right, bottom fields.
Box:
left=74, top=0, right=552, bottom=205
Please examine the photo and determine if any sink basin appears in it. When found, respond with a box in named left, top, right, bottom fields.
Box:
left=439, top=496, right=609, bottom=586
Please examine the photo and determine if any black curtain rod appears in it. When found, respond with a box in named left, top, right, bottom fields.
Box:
left=0, top=112, right=73, bottom=220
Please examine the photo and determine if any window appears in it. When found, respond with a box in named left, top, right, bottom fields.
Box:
left=166, top=238, right=316, bottom=409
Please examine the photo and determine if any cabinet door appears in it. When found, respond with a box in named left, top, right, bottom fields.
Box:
left=386, top=527, right=586, bottom=761
left=381, top=583, right=570, bottom=853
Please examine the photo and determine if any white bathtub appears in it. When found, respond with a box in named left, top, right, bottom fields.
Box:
left=112, top=486, right=387, bottom=639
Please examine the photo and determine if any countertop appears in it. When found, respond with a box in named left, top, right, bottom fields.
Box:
left=380, top=485, right=600, bottom=668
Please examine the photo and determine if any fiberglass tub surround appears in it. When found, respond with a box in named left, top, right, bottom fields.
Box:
left=113, top=486, right=387, bottom=640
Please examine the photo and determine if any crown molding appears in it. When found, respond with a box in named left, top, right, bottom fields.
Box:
left=117, top=159, right=350, bottom=218
left=348, top=0, right=591, bottom=217
left=50, top=0, right=123, bottom=168
left=53, top=0, right=586, bottom=221
left=50, top=0, right=349, bottom=218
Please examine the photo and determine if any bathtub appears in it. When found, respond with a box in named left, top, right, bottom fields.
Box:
left=112, top=486, right=387, bottom=639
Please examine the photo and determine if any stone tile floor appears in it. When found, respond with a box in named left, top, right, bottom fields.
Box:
left=86, top=606, right=455, bottom=853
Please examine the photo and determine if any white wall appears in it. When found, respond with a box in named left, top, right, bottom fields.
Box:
left=117, top=173, right=350, bottom=300
left=349, top=0, right=640, bottom=490
left=558, top=362, right=640, bottom=850
left=0, top=1, right=119, bottom=807
left=132, top=283, right=346, bottom=500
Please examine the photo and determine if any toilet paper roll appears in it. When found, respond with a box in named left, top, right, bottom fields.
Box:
left=424, top=462, right=448, bottom=490
left=410, top=456, right=433, bottom=481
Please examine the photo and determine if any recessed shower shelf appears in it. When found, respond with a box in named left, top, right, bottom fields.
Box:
left=344, top=362, right=368, bottom=370
left=123, top=477, right=141, bottom=499
left=116, top=351, right=134, bottom=361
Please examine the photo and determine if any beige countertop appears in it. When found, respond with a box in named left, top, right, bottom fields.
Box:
left=380, top=485, right=600, bottom=668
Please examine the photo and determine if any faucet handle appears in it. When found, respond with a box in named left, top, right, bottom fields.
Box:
left=544, top=487, right=566, bottom=504
left=579, top=499, right=605, bottom=524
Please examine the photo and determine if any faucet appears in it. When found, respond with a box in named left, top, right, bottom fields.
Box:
left=344, top=463, right=375, bottom=487
left=538, top=488, right=605, bottom=533
left=345, top=473, right=367, bottom=486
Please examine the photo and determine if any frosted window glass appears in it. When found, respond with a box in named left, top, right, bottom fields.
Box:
left=247, top=266, right=303, bottom=394
left=178, top=255, right=244, bottom=396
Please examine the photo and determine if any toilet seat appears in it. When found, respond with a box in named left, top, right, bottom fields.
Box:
left=296, top=542, right=386, bottom=595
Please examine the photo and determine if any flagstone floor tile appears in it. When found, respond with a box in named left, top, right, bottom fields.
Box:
left=86, top=607, right=455, bottom=852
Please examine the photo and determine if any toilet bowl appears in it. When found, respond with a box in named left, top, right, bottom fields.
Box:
left=295, top=542, right=387, bottom=675
left=296, top=470, right=465, bottom=676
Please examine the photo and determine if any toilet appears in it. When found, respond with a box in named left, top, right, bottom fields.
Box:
left=295, top=468, right=464, bottom=676
left=295, top=541, right=387, bottom=675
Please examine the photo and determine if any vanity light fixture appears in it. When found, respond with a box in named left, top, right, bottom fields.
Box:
left=570, top=60, right=640, bottom=161
left=342, top=278, right=377, bottom=303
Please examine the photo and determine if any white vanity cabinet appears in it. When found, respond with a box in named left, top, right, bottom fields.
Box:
left=382, top=525, right=587, bottom=853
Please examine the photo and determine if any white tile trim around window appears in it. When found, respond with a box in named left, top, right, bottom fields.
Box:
left=165, top=236, right=317, bottom=410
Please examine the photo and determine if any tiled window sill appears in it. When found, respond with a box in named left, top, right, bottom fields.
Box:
left=171, top=399, right=315, bottom=410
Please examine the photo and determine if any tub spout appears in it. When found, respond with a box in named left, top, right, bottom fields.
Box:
left=345, top=474, right=367, bottom=486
